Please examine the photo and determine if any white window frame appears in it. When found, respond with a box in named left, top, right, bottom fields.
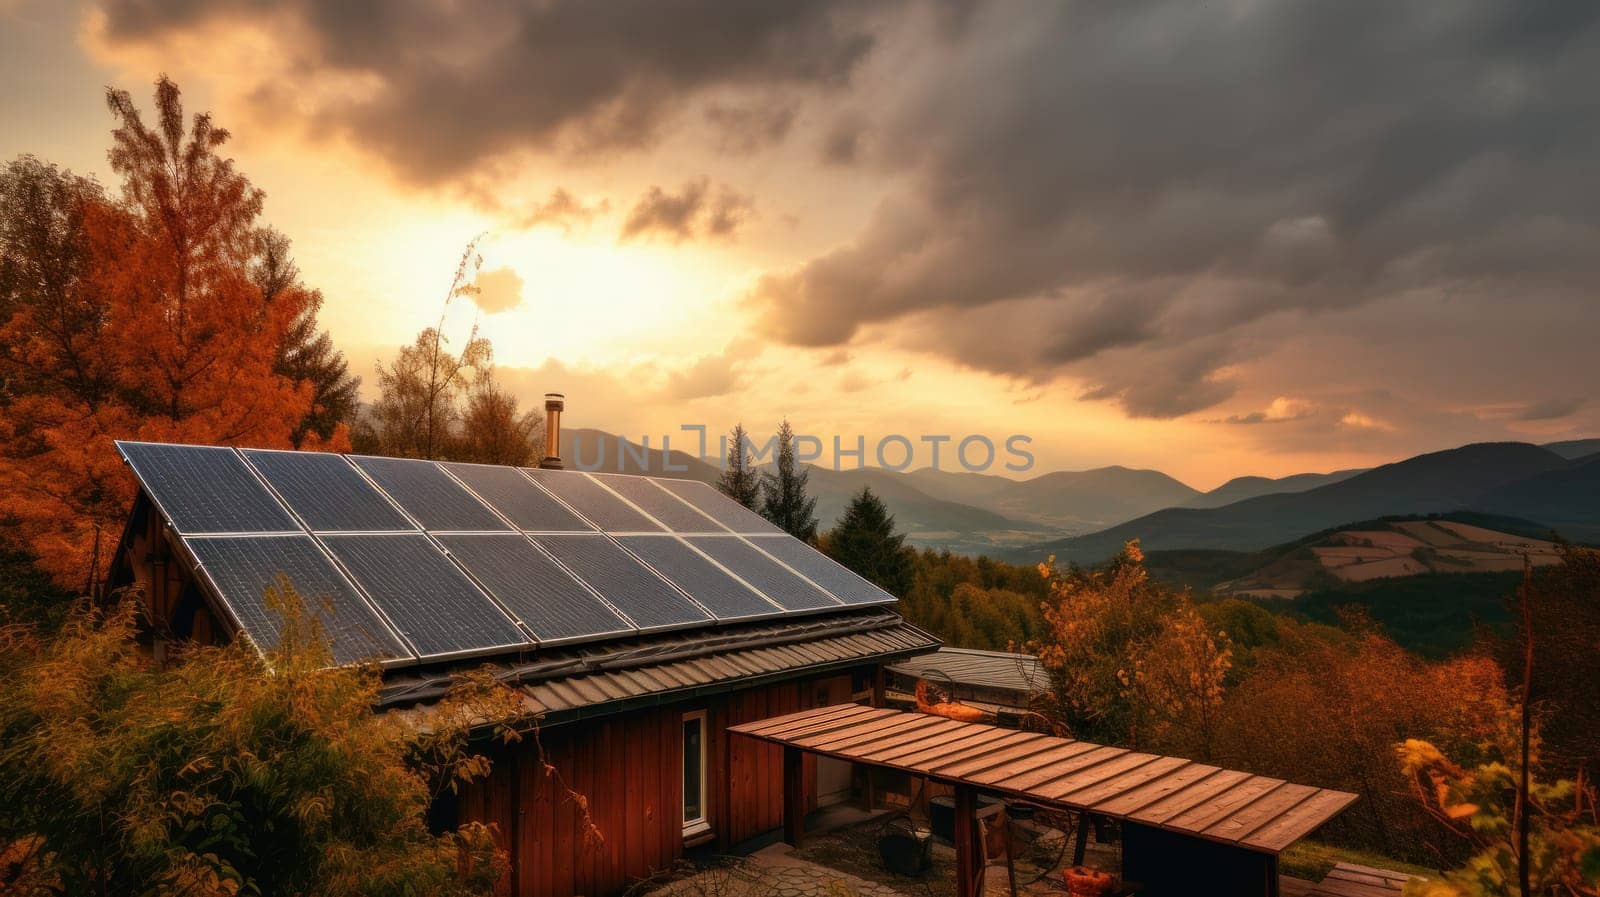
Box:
left=682, top=710, right=710, bottom=838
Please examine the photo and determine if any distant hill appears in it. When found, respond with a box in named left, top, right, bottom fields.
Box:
left=1477, top=452, right=1600, bottom=543
left=564, top=428, right=720, bottom=482
left=1007, top=442, right=1576, bottom=565
left=905, top=465, right=1199, bottom=532
left=1195, top=515, right=1561, bottom=599
left=563, top=428, right=1062, bottom=555
left=1182, top=468, right=1366, bottom=509
left=801, top=466, right=1060, bottom=556
left=1542, top=437, right=1600, bottom=460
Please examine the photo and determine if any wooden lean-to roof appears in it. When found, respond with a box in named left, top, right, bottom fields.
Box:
left=730, top=703, right=1358, bottom=854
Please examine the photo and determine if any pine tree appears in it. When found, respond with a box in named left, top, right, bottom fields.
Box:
left=716, top=422, right=761, bottom=508
left=760, top=419, right=817, bottom=540
left=255, top=228, right=360, bottom=448
left=825, top=486, right=914, bottom=597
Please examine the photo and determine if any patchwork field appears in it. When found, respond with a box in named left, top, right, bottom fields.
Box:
left=1212, top=518, right=1561, bottom=598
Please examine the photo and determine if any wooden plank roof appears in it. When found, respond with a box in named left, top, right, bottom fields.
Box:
left=729, top=703, right=1358, bottom=854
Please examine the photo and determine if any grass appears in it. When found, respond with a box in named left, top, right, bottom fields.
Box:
left=1278, top=840, right=1438, bottom=883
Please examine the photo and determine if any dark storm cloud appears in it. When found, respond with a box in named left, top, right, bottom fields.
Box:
left=619, top=178, right=754, bottom=243
left=93, top=0, right=1600, bottom=427
left=94, top=0, right=902, bottom=182
left=752, top=1, right=1600, bottom=416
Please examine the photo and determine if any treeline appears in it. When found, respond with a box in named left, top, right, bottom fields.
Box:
left=864, top=526, right=1599, bottom=882
left=0, top=78, right=548, bottom=595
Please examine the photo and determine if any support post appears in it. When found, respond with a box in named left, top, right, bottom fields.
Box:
left=865, top=670, right=887, bottom=811
left=954, top=784, right=980, bottom=897
left=1072, top=811, right=1090, bottom=866
left=783, top=746, right=805, bottom=846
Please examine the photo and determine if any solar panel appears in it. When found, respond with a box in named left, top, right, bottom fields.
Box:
left=618, top=535, right=784, bottom=620
left=532, top=534, right=711, bottom=629
left=524, top=469, right=663, bottom=532
left=746, top=534, right=898, bottom=606
left=242, top=449, right=414, bottom=532
left=185, top=534, right=409, bottom=665
left=593, top=474, right=726, bottom=532
left=322, top=533, right=529, bottom=658
left=442, top=463, right=593, bottom=532
left=654, top=479, right=783, bottom=534
left=684, top=536, right=840, bottom=611
left=436, top=534, right=632, bottom=643
left=118, top=442, right=299, bottom=534
left=348, top=456, right=509, bottom=532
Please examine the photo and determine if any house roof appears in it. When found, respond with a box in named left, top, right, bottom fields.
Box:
left=887, top=647, right=1046, bottom=696
left=732, top=704, right=1359, bottom=855
left=113, top=441, right=906, bottom=673
left=380, top=609, right=938, bottom=722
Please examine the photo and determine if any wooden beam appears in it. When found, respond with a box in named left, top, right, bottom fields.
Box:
left=783, top=745, right=805, bottom=846
left=954, top=784, right=980, bottom=897
left=872, top=667, right=887, bottom=708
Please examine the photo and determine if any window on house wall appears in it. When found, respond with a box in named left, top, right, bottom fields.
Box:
left=682, top=710, right=709, bottom=838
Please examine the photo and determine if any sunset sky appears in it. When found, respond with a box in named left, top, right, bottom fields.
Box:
left=4, top=0, right=1597, bottom=488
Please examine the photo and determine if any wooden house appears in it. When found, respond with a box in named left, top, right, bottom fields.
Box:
left=108, top=396, right=940, bottom=897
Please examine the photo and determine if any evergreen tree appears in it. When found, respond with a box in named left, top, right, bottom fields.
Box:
left=759, top=419, right=817, bottom=540
left=255, top=228, right=361, bottom=447
left=825, top=486, right=914, bottom=597
left=716, top=422, right=761, bottom=508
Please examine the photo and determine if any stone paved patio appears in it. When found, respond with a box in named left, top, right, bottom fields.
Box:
left=639, top=813, right=1123, bottom=897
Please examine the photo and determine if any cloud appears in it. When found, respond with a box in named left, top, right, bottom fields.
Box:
left=619, top=178, right=754, bottom=243
left=657, top=351, right=745, bottom=401
left=747, top=1, right=1600, bottom=416
left=705, top=99, right=800, bottom=154
left=88, top=0, right=903, bottom=184
left=1339, top=411, right=1395, bottom=432
left=1517, top=396, right=1584, bottom=421
left=470, top=266, right=525, bottom=314
left=515, top=188, right=609, bottom=233
left=1220, top=397, right=1320, bottom=425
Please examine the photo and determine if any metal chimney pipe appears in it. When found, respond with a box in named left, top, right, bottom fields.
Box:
left=539, top=393, right=565, bottom=470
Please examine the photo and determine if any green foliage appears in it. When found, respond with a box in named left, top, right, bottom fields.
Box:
left=716, top=423, right=760, bottom=509
left=760, top=419, right=817, bottom=540
left=254, top=228, right=360, bottom=449
left=1283, top=572, right=1519, bottom=659
left=896, top=549, right=1048, bottom=651
left=0, top=592, right=520, bottom=897
left=822, top=486, right=914, bottom=597
left=1398, top=733, right=1600, bottom=896
left=0, top=548, right=74, bottom=632
left=1193, top=598, right=1284, bottom=681
left=1498, top=545, right=1600, bottom=785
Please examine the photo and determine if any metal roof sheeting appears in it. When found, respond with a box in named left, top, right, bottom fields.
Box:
left=888, top=647, right=1046, bottom=695
left=382, top=610, right=939, bottom=724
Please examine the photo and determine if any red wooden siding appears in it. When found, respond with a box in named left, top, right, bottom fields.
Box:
left=454, top=671, right=862, bottom=897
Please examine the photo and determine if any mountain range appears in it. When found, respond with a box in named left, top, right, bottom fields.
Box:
left=563, top=427, right=1599, bottom=565
left=1003, top=442, right=1600, bottom=565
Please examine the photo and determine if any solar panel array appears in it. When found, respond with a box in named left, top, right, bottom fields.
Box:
left=116, top=441, right=897, bottom=668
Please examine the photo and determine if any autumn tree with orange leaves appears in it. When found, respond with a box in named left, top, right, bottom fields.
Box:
left=0, top=77, right=350, bottom=590
left=1029, top=540, right=1233, bottom=757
